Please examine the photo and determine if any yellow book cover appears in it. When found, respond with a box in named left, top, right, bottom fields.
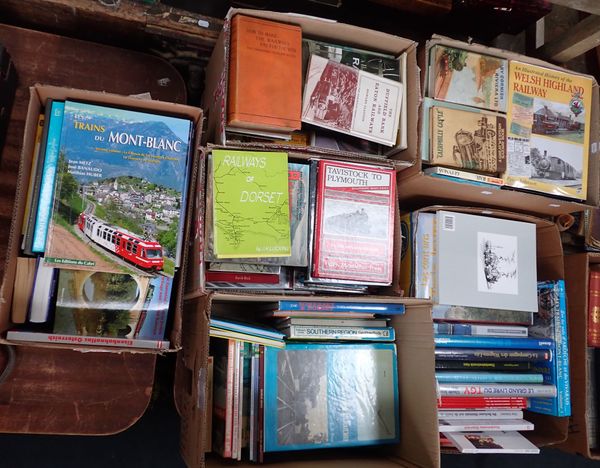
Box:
left=504, top=61, right=593, bottom=200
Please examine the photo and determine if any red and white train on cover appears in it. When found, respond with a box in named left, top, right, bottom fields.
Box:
left=77, top=212, right=164, bottom=271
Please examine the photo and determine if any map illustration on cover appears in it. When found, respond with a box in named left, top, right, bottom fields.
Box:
left=263, top=343, right=399, bottom=452
left=44, top=101, right=193, bottom=277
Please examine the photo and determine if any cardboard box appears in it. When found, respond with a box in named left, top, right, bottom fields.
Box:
left=558, top=252, right=600, bottom=460
left=399, top=34, right=600, bottom=217
left=0, top=84, right=203, bottom=353
left=201, top=8, right=419, bottom=166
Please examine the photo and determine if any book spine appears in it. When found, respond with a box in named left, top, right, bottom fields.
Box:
left=438, top=420, right=534, bottom=432
left=434, top=335, right=553, bottom=350
left=206, top=271, right=281, bottom=284
left=31, top=101, right=65, bottom=253
left=437, top=396, right=528, bottom=409
left=437, top=410, right=523, bottom=420
left=438, top=383, right=557, bottom=398
left=6, top=330, right=169, bottom=350
left=435, top=348, right=551, bottom=362
left=231, top=341, right=241, bottom=459
left=286, top=325, right=395, bottom=341
left=277, top=300, right=405, bottom=313
left=435, top=372, right=544, bottom=384
left=223, top=340, right=235, bottom=458
left=589, top=270, right=600, bottom=347
left=415, top=212, right=434, bottom=299
left=21, top=114, right=46, bottom=245
left=425, top=166, right=505, bottom=186
left=257, top=345, right=265, bottom=464
left=435, top=360, right=532, bottom=371
left=434, top=323, right=528, bottom=337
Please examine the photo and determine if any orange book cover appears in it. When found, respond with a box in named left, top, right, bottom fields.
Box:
left=227, top=15, right=302, bottom=133
left=589, top=268, right=600, bottom=347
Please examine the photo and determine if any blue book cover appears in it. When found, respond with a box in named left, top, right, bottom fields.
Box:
left=44, top=100, right=193, bottom=278
left=32, top=100, right=65, bottom=253
left=435, top=371, right=544, bottom=384
left=210, top=317, right=286, bottom=341
left=264, top=343, right=399, bottom=452
left=434, top=335, right=554, bottom=350
left=426, top=173, right=502, bottom=189
left=528, top=280, right=570, bottom=416
left=274, top=300, right=405, bottom=314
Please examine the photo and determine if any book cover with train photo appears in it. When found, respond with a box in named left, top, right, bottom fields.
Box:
left=504, top=61, right=593, bottom=200
left=43, top=100, right=193, bottom=277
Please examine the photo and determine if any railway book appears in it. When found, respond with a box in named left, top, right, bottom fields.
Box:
left=6, top=330, right=170, bottom=350
left=266, top=300, right=405, bottom=314
left=437, top=410, right=524, bottom=420
left=263, top=343, right=399, bottom=451
left=433, top=322, right=528, bottom=337
left=431, top=304, right=533, bottom=326
left=434, top=335, right=553, bottom=350
left=435, top=372, right=543, bottom=384
left=504, top=61, right=593, bottom=200
left=423, top=166, right=505, bottom=187
left=437, top=396, right=528, bottom=409
left=281, top=324, right=395, bottom=341
left=438, top=418, right=534, bottom=432
left=435, top=361, right=533, bottom=372
left=43, top=100, right=193, bottom=278
left=311, top=160, right=396, bottom=284
left=434, top=348, right=552, bottom=362
left=442, top=431, right=539, bottom=454
left=438, top=383, right=557, bottom=398
left=275, top=317, right=389, bottom=328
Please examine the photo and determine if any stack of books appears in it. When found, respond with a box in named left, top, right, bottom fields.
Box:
left=423, top=43, right=593, bottom=201
left=8, top=98, right=195, bottom=350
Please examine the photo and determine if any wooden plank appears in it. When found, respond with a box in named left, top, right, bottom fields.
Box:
left=547, top=0, right=600, bottom=16
left=537, top=14, right=600, bottom=62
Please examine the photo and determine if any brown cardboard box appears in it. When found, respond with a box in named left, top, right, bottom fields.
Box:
left=558, top=253, right=600, bottom=460
left=0, top=84, right=203, bottom=353
left=398, top=35, right=600, bottom=217
left=201, top=8, right=419, bottom=166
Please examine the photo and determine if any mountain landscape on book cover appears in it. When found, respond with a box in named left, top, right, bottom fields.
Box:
left=44, top=101, right=192, bottom=278
left=504, top=61, right=593, bottom=200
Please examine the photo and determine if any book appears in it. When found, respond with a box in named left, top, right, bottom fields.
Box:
left=429, top=106, right=506, bottom=173
left=438, top=383, right=557, bottom=398
left=435, top=360, right=533, bottom=371
left=436, top=210, right=538, bottom=312
left=266, top=309, right=375, bottom=320
left=435, top=348, right=552, bottom=362
left=587, top=348, right=599, bottom=449
left=210, top=318, right=286, bottom=341
left=423, top=166, right=505, bottom=187
left=302, top=54, right=402, bottom=146
left=210, top=149, right=291, bottom=259
left=589, top=268, right=600, bottom=347
left=43, top=100, right=193, bottom=277
left=435, top=372, right=543, bottom=384
left=212, top=339, right=235, bottom=457
left=428, top=45, right=507, bottom=112
left=437, top=396, right=528, bottom=409
left=441, top=431, right=539, bottom=454
left=263, top=343, right=399, bottom=451
left=31, top=100, right=65, bottom=253
left=504, top=61, right=593, bottom=200
left=205, top=269, right=292, bottom=292
left=281, top=324, right=395, bottom=341
left=208, top=263, right=281, bottom=274
left=431, top=304, right=533, bottom=326
left=52, top=270, right=172, bottom=341
left=438, top=410, right=524, bottom=420
left=205, top=271, right=281, bottom=285
left=11, top=257, right=38, bottom=323
left=438, top=418, right=534, bottom=432
left=400, top=212, right=436, bottom=298
left=227, top=15, right=302, bottom=133
left=433, top=322, right=528, bottom=337
left=528, top=280, right=570, bottom=416
left=209, top=328, right=285, bottom=349
left=28, top=261, right=57, bottom=323
left=206, top=355, right=214, bottom=453
left=434, top=335, right=553, bottom=350
left=312, top=160, right=396, bottom=284
left=266, top=300, right=405, bottom=314
left=276, top=317, right=389, bottom=328
left=6, top=330, right=169, bottom=350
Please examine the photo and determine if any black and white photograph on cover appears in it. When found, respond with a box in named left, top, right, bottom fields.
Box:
left=323, top=199, right=389, bottom=239
left=532, top=97, right=586, bottom=145
left=529, top=135, right=583, bottom=189
left=477, top=232, right=518, bottom=295
left=277, top=349, right=328, bottom=447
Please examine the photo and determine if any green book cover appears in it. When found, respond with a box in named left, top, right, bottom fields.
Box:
left=212, top=149, right=291, bottom=258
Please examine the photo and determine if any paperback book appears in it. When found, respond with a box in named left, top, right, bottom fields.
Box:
left=433, top=322, right=528, bottom=337
left=438, top=418, right=534, bottom=432
left=6, top=330, right=169, bottom=350
left=438, top=383, right=557, bottom=398
left=267, top=300, right=405, bottom=314
left=423, top=166, right=505, bottom=187
left=442, top=431, right=540, bottom=454
left=281, top=325, right=395, bottom=341
left=435, top=348, right=552, bottom=362
left=431, top=304, right=533, bottom=326
left=435, top=372, right=543, bottom=384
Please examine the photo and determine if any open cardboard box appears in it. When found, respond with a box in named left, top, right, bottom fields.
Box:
left=0, top=84, right=203, bottom=353
left=201, top=8, right=419, bottom=167
left=398, top=34, right=600, bottom=218
left=557, top=252, right=600, bottom=460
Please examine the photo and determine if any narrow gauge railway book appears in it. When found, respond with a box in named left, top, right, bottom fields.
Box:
left=435, top=348, right=552, bottom=362
left=265, top=300, right=405, bottom=314
left=281, top=324, right=395, bottom=341
left=429, top=106, right=506, bottom=173
left=6, top=330, right=169, bottom=350
left=423, top=166, right=505, bottom=187
left=276, top=317, right=389, bottom=328
left=437, top=396, right=528, bottom=409
left=504, top=61, right=593, bottom=200
left=438, top=383, right=557, bottom=398
left=432, top=304, right=533, bottom=326
left=302, top=54, right=402, bottom=146
left=435, top=372, right=543, bottom=384
left=438, top=410, right=524, bottom=420
left=264, top=343, right=399, bottom=451
left=44, top=100, right=193, bottom=277
left=428, top=45, right=507, bottom=112
left=434, top=335, right=553, bottom=350
left=434, top=322, right=528, bottom=337
left=53, top=270, right=173, bottom=341
left=438, top=418, right=534, bottom=432
left=435, top=360, right=533, bottom=371
left=442, top=431, right=539, bottom=454
left=312, top=160, right=395, bottom=284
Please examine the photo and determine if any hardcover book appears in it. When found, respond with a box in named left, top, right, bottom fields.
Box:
left=428, top=45, right=507, bottom=112
left=435, top=361, right=533, bottom=372
left=302, top=54, right=403, bottom=146
left=438, top=383, right=557, bottom=398
left=268, top=300, right=404, bottom=314
left=423, top=166, right=505, bottom=187
left=438, top=418, right=534, bottom=432
left=227, top=15, right=302, bottom=133
left=429, top=105, right=506, bottom=173
left=434, top=335, right=553, bottom=350
left=437, top=396, right=528, bottom=410
left=435, top=348, right=552, bottom=362
left=431, top=304, right=533, bottom=326
left=504, top=61, right=593, bottom=200
left=11, top=257, right=37, bottom=324
left=6, top=330, right=169, bottom=350
left=28, top=261, right=57, bottom=323
left=210, top=149, right=291, bottom=259
left=263, top=343, right=399, bottom=451
left=442, top=431, right=540, bottom=454
left=281, top=325, right=395, bottom=341
left=589, top=268, right=600, bottom=347
left=435, top=372, right=543, bottom=384
left=312, top=160, right=396, bottom=284
left=44, top=100, right=193, bottom=277
left=433, top=322, right=528, bottom=337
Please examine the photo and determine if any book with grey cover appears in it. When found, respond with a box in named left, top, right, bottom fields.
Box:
left=436, top=210, right=537, bottom=312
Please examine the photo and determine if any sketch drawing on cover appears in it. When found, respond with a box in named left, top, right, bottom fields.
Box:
left=477, top=232, right=518, bottom=295
left=452, top=116, right=497, bottom=171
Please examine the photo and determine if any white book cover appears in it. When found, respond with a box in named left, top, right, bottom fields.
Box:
left=438, top=383, right=557, bottom=398
left=442, top=431, right=540, bottom=454
left=438, top=418, right=534, bottom=432
left=436, top=210, right=538, bottom=312
left=28, top=262, right=56, bottom=323
left=438, top=410, right=523, bottom=420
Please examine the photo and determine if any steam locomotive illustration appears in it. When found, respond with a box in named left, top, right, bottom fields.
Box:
left=78, top=212, right=164, bottom=271
left=452, top=116, right=496, bottom=171
left=531, top=149, right=577, bottom=180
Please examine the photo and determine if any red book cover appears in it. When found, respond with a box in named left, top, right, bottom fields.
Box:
left=312, top=160, right=396, bottom=284
left=205, top=271, right=281, bottom=285
left=589, top=268, right=600, bottom=347
left=437, top=396, right=528, bottom=409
